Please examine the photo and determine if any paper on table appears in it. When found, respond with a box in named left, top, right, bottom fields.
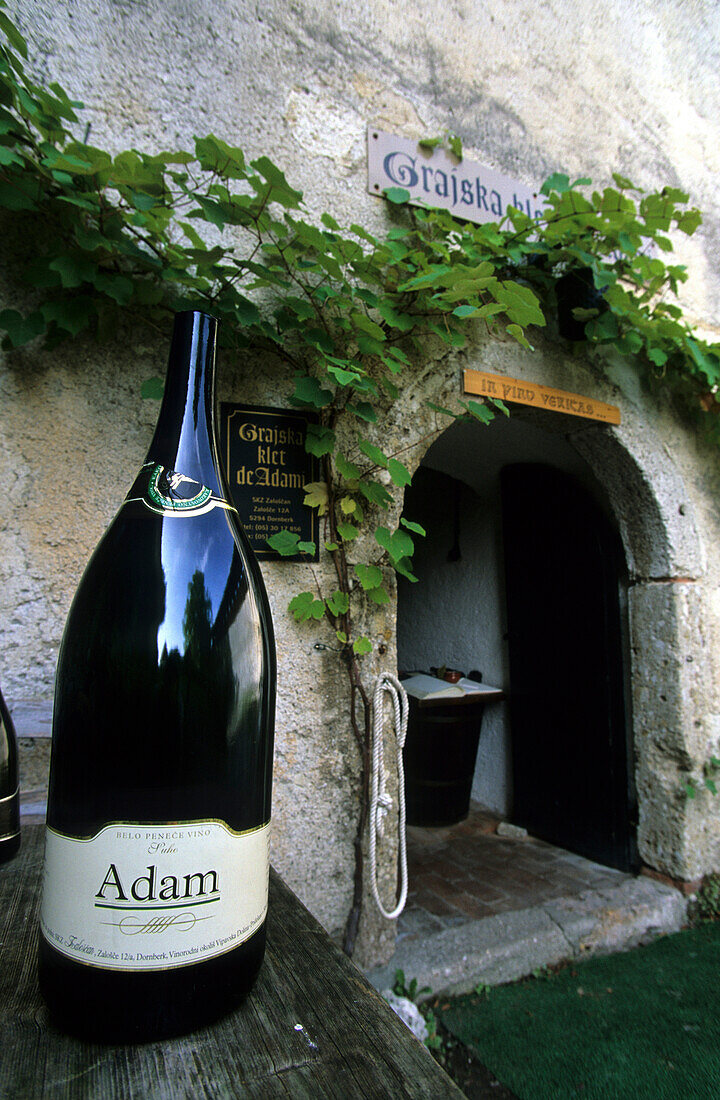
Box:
left=401, top=674, right=464, bottom=699
left=401, top=674, right=503, bottom=700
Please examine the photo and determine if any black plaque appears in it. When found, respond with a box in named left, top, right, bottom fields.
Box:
left=220, top=403, right=319, bottom=561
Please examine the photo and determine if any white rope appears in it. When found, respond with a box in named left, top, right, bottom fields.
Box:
left=369, top=672, right=409, bottom=920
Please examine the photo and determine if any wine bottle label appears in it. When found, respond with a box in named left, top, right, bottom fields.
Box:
left=41, top=820, right=270, bottom=971
left=125, top=463, right=236, bottom=518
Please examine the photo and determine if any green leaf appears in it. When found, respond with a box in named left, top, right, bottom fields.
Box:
left=352, top=312, right=386, bottom=341
left=325, top=541, right=339, bottom=552
left=375, top=525, right=414, bottom=563
left=401, top=518, right=426, bottom=536
left=353, top=636, right=373, bottom=656
left=388, top=458, right=412, bottom=487
left=140, top=376, right=164, bottom=399
left=394, top=557, right=418, bottom=582
left=267, top=530, right=302, bottom=556
left=686, top=338, right=720, bottom=385
left=0, top=309, right=44, bottom=347
left=325, top=590, right=350, bottom=616
left=540, top=172, right=571, bottom=196
left=676, top=209, right=702, bottom=235
left=291, top=375, right=333, bottom=409
left=0, top=11, right=29, bottom=57
left=359, top=440, right=389, bottom=468
left=0, top=145, right=23, bottom=168
left=179, top=221, right=207, bottom=249
left=359, top=480, right=393, bottom=507
left=48, top=255, right=96, bottom=288
left=337, top=522, right=359, bottom=541
left=355, top=563, right=383, bottom=590
left=303, top=327, right=335, bottom=354
left=93, top=272, right=134, bottom=305
left=41, top=296, right=95, bottom=336
left=0, top=179, right=37, bottom=210
left=194, top=135, right=245, bottom=180
left=350, top=401, right=378, bottom=423
left=427, top=401, right=457, bottom=418
left=335, top=453, right=361, bottom=480
left=464, top=399, right=494, bottom=424
left=326, top=362, right=360, bottom=386
left=297, top=541, right=316, bottom=556
left=367, top=585, right=390, bottom=605
left=282, top=295, right=316, bottom=322
left=377, top=300, right=414, bottom=332
left=384, top=187, right=411, bottom=204
left=647, top=347, right=668, bottom=367
left=336, top=630, right=348, bottom=644
left=191, top=195, right=228, bottom=230
left=357, top=334, right=386, bottom=357
left=231, top=295, right=261, bottom=326
left=303, top=481, right=329, bottom=513
left=448, top=133, right=463, bottom=159
left=250, top=155, right=303, bottom=207
left=494, top=281, right=546, bottom=327
left=506, top=323, right=533, bottom=350
left=305, top=423, right=335, bottom=457
left=289, top=591, right=326, bottom=622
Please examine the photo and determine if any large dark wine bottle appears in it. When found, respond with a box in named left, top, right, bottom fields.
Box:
left=39, top=310, right=275, bottom=1041
left=0, top=684, right=20, bottom=863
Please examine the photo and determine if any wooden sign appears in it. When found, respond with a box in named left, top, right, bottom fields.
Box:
left=464, top=370, right=621, bottom=425
left=220, top=404, right=318, bottom=561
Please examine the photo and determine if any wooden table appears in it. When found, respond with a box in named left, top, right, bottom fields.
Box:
left=1, top=825, right=463, bottom=1098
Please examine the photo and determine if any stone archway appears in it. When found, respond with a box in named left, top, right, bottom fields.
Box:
left=396, top=345, right=712, bottom=884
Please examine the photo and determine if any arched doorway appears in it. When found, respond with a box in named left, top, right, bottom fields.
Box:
left=398, top=412, right=637, bottom=872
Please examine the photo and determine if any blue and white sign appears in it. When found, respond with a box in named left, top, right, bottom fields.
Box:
left=367, top=127, right=544, bottom=225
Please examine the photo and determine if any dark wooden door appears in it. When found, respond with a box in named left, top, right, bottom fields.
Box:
left=500, top=463, right=635, bottom=871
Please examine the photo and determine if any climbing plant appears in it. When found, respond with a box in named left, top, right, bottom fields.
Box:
left=2, top=3, right=719, bottom=953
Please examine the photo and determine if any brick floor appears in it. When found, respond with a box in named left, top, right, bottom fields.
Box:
left=398, top=801, right=632, bottom=942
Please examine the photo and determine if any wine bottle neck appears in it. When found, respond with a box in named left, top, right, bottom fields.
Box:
left=146, top=311, right=223, bottom=493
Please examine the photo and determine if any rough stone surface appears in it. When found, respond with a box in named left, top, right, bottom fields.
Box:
left=381, top=991, right=429, bottom=1042
left=366, top=878, right=688, bottom=999
left=496, top=822, right=528, bottom=840
left=2, top=0, right=720, bottom=965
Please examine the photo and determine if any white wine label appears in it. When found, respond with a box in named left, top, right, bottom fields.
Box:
left=41, top=820, right=270, bottom=971
left=125, top=463, right=237, bottom=518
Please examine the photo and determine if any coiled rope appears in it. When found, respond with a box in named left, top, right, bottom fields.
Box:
left=369, top=672, right=409, bottom=920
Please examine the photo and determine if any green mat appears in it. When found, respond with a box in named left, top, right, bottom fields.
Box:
left=439, top=923, right=720, bottom=1100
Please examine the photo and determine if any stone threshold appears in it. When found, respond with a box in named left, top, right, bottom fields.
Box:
left=365, top=876, right=688, bottom=1000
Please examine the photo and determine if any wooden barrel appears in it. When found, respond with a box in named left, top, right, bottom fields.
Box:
left=403, top=699, right=485, bottom=826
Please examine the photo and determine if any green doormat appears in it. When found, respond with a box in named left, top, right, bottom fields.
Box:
left=439, top=923, right=720, bottom=1100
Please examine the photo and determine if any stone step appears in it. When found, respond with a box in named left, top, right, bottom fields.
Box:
left=365, top=877, right=688, bottom=999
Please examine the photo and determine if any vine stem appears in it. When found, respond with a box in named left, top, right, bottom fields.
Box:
left=319, top=450, right=374, bottom=957
left=342, top=649, right=372, bottom=957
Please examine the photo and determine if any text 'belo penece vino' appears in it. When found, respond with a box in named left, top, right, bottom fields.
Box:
left=39, top=310, right=276, bottom=1041
left=0, top=684, right=20, bottom=864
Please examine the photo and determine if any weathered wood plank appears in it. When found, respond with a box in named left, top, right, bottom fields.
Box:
left=0, top=826, right=464, bottom=1099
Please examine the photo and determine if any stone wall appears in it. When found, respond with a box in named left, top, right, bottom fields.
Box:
left=3, top=0, right=720, bottom=962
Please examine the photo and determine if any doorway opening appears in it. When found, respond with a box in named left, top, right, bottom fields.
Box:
left=397, top=412, right=637, bottom=876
